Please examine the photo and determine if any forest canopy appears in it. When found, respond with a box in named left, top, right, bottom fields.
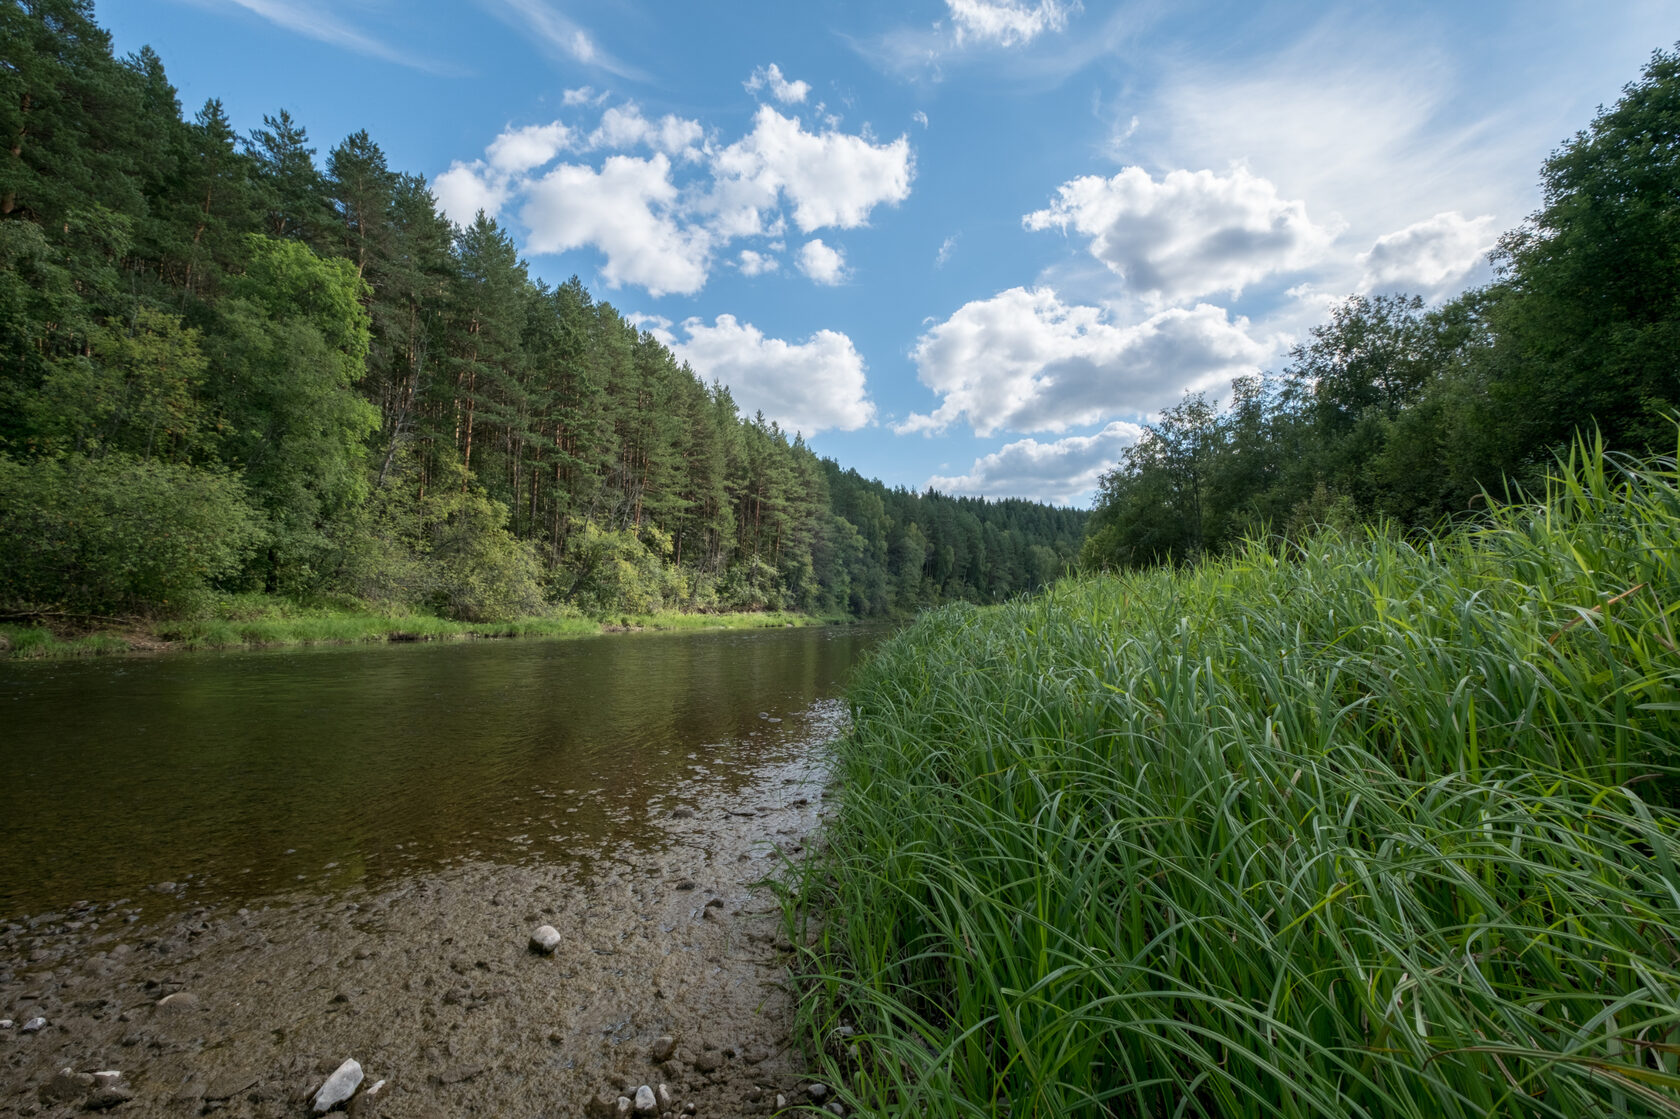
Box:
left=0, top=0, right=1086, bottom=621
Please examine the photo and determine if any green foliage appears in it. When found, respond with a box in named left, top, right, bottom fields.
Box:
left=0, top=452, right=261, bottom=614
left=0, top=5, right=1082, bottom=621
left=794, top=434, right=1680, bottom=1119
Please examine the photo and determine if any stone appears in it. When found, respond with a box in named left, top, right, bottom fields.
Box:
left=348, top=1078, right=387, bottom=1118
left=91, top=1072, right=123, bottom=1090
left=21, top=1016, right=46, bottom=1032
left=807, top=1083, right=828, bottom=1102
left=529, top=925, right=562, bottom=954
left=40, top=1069, right=95, bottom=1105
left=775, top=1095, right=787, bottom=1110
left=587, top=1091, right=621, bottom=1119
left=692, top=1050, right=725, bottom=1074
left=155, top=991, right=200, bottom=1012
left=0, top=1019, right=11, bottom=1029
left=656, top=1083, right=675, bottom=1111
left=649, top=1036, right=677, bottom=1062
left=826, top=1103, right=845, bottom=1117
left=615, top=1096, right=633, bottom=1118
left=633, top=1085, right=656, bottom=1114
left=312, top=1057, right=364, bottom=1113
left=85, top=1086, right=134, bottom=1111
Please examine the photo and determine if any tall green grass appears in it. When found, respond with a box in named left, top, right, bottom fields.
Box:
left=793, top=436, right=1680, bottom=1118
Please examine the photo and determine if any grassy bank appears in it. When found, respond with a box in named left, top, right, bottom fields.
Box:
left=791, top=439, right=1680, bottom=1118
left=0, top=599, right=836, bottom=659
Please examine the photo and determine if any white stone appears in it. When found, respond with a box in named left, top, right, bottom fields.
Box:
left=312, top=1058, right=364, bottom=1113
left=20, top=1016, right=45, bottom=1033
left=633, top=1084, right=656, bottom=1114
left=93, top=1071, right=124, bottom=1088
left=529, top=925, right=562, bottom=954
left=656, top=1083, right=675, bottom=1110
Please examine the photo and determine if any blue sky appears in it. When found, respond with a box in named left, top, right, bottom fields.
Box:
left=105, top=0, right=1678, bottom=505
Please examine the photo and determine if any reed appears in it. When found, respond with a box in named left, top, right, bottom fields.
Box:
left=791, top=433, right=1680, bottom=1117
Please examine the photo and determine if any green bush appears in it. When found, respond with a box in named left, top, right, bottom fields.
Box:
left=0, top=452, right=262, bottom=615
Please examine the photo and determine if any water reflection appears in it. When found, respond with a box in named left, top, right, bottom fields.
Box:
left=0, top=625, right=884, bottom=918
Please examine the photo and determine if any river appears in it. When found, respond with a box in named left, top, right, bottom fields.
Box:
left=0, top=624, right=887, bottom=1116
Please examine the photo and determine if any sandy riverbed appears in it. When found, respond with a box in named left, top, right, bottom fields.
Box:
left=0, top=750, right=838, bottom=1118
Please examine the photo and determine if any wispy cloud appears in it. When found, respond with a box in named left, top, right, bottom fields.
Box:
left=480, top=0, right=646, bottom=81
left=214, top=0, right=463, bottom=75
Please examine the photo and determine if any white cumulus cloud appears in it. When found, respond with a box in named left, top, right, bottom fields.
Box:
left=929, top=421, right=1144, bottom=504
left=521, top=154, right=711, bottom=297
left=744, top=63, right=811, bottom=104
left=670, top=315, right=875, bottom=435
left=901, top=287, right=1268, bottom=437
left=588, top=103, right=705, bottom=161
left=797, top=238, right=848, bottom=285
left=486, top=122, right=574, bottom=174
left=434, top=98, right=913, bottom=296
left=1358, top=210, right=1497, bottom=295
left=432, top=161, right=515, bottom=223
left=738, top=249, right=779, bottom=276
left=945, top=0, right=1073, bottom=46
left=1024, top=165, right=1336, bottom=303
left=709, top=106, right=913, bottom=236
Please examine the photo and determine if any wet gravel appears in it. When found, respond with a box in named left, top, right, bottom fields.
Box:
left=0, top=751, right=837, bottom=1118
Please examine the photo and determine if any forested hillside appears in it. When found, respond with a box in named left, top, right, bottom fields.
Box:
left=1082, top=47, right=1680, bottom=570
left=0, top=1, right=1085, bottom=622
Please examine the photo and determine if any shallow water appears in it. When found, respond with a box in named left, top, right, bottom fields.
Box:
left=0, top=624, right=884, bottom=920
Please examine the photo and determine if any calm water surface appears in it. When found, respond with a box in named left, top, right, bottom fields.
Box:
left=0, top=625, right=886, bottom=919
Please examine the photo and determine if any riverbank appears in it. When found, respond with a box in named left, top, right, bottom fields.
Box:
left=0, top=703, right=849, bottom=1118
left=787, top=444, right=1680, bottom=1117
left=0, top=601, right=843, bottom=660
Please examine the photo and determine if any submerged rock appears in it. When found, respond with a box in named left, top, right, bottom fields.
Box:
left=529, top=925, right=562, bottom=954
left=39, top=1068, right=95, bottom=1104
left=312, top=1057, right=364, bottom=1113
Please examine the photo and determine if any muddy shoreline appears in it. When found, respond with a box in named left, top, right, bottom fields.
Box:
left=0, top=750, right=838, bottom=1117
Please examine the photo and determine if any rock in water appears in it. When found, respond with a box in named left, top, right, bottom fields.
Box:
left=633, top=1085, right=656, bottom=1114
left=529, top=925, right=562, bottom=954
left=312, top=1058, right=364, bottom=1113
left=39, top=1069, right=95, bottom=1105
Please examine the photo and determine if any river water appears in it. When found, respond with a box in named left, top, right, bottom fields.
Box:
left=0, top=624, right=884, bottom=921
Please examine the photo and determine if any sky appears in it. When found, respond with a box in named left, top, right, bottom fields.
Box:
left=104, top=0, right=1679, bottom=506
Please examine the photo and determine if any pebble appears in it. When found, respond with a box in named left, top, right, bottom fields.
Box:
left=92, top=1071, right=124, bottom=1089
left=615, top=1096, right=633, bottom=1118
left=776, top=1094, right=787, bottom=1110
left=156, top=991, right=200, bottom=1011
left=21, top=1016, right=46, bottom=1032
left=656, top=1083, right=675, bottom=1110
left=650, top=1035, right=677, bottom=1062
left=808, top=1083, right=829, bottom=1102
left=826, top=1103, right=845, bottom=1116
left=0, top=1019, right=12, bottom=1029
left=86, top=1086, right=135, bottom=1111
left=693, top=1050, right=725, bottom=1073
left=529, top=925, right=562, bottom=954
left=633, top=1084, right=656, bottom=1114
left=312, top=1057, right=364, bottom=1113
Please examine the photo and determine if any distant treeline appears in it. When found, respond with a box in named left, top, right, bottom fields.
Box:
left=0, top=1, right=1086, bottom=621
left=1083, top=47, right=1680, bottom=571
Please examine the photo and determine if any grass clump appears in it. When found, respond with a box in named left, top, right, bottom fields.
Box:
left=793, top=436, right=1680, bottom=1118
